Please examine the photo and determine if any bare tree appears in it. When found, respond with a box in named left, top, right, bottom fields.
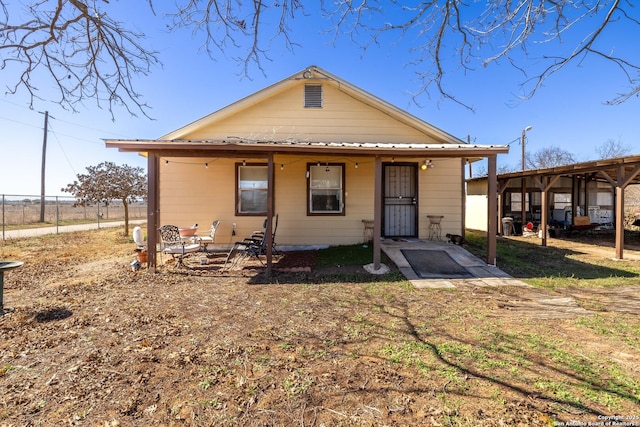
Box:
left=1, top=0, right=159, bottom=118
left=595, top=138, right=632, bottom=159
left=2, top=1, right=639, bottom=116
left=62, top=162, right=147, bottom=236
left=526, top=146, right=576, bottom=169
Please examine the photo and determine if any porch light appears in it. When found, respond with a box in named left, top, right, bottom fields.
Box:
left=355, top=163, right=359, bottom=169
left=421, top=160, right=433, bottom=170
left=280, top=164, right=284, bottom=170
left=242, top=159, right=246, bottom=166
left=205, top=163, right=208, bottom=168
left=165, top=160, right=169, bottom=166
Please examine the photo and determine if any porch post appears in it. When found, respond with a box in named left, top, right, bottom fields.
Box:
left=487, top=155, right=497, bottom=266
left=266, top=154, right=274, bottom=275
left=615, top=184, right=624, bottom=259
left=540, top=179, right=549, bottom=247
left=147, top=152, right=159, bottom=273
left=373, top=156, right=382, bottom=270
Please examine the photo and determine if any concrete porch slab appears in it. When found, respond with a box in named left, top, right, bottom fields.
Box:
left=380, top=238, right=530, bottom=289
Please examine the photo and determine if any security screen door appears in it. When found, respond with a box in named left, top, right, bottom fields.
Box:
left=383, top=164, right=418, bottom=237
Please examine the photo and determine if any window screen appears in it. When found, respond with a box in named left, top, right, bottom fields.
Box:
left=308, top=164, right=344, bottom=214
left=237, top=165, right=268, bottom=215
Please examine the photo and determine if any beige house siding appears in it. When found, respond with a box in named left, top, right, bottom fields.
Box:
left=159, top=155, right=463, bottom=247
left=419, top=158, right=463, bottom=237
left=178, top=83, right=435, bottom=144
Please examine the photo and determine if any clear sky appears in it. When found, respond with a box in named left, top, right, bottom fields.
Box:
left=1, top=2, right=638, bottom=197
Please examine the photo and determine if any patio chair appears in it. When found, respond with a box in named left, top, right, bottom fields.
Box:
left=158, top=225, right=201, bottom=267
left=223, top=215, right=278, bottom=269
left=198, top=220, right=220, bottom=252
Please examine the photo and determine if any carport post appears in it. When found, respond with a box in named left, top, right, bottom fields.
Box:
left=615, top=168, right=625, bottom=260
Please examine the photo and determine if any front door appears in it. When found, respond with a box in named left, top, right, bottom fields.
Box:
left=383, top=163, right=418, bottom=237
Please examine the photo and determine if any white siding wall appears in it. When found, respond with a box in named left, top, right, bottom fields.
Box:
left=466, top=195, right=489, bottom=231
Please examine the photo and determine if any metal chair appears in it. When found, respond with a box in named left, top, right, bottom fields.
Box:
left=198, top=220, right=220, bottom=252
left=158, top=225, right=201, bottom=267
left=224, top=215, right=278, bottom=269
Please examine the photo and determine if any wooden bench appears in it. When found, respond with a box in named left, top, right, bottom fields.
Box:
left=569, top=216, right=598, bottom=235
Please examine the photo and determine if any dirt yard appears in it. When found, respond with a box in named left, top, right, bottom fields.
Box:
left=0, top=229, right=639, bottom=426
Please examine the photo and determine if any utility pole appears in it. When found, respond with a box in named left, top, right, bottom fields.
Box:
left=39, top=111, right=49, bottom=223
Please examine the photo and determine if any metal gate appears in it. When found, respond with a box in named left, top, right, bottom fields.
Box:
left=383, top=164, right=417, bottom=237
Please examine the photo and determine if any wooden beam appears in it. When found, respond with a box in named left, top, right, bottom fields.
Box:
left=615, top=165, right=625, bottom=259
left=620, top=164, right=640, bottom=188
left=461, top=158, right=466, bottom=236
left=496, top=178, right=511, bottom=235
left=487, top=155, right=497, bottom=265
left=266, top=154, right=274, bottom=276
left=597, top=170, right=616, bottom=187
left=540, top=177, right=550, bottom=247
left=147, top=153, right=159, bottom=273
left=615, top=184, right=624, bottom=259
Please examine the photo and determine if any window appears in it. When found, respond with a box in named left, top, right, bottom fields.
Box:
left=553, top=193, right=572, bottom=210
left=308, top=163, right=344, bottom=215
left=509, top=192, right=529, bottom=212
left=237, top=164, right=268, bottom=215
left=304, top=84, right=322, bottom=108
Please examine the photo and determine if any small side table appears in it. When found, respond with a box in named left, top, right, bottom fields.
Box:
left=1, top=261, right=24, bottom=316
left=427, top=215, right=444, bottom=241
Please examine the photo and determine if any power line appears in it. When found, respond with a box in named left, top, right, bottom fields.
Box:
left=48, top=121, right=78, bottom=176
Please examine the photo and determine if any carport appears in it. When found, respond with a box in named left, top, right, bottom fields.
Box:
left=494, top=155, right=640, bottom=259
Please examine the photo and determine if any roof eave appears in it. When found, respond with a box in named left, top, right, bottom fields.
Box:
left=105, top=139, right=508, bottom=158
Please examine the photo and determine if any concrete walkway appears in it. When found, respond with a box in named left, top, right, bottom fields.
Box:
left=1, top=219, right=146, bottom=240
left=381, top=238, right=530, bottom=289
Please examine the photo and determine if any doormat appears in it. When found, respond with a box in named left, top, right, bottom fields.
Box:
left=401, top=249, right=473, bottom=279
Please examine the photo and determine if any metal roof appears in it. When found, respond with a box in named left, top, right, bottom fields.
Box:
left=469, top=154, right=640, bottom=186
left=105, top=139, right=509, bottom=158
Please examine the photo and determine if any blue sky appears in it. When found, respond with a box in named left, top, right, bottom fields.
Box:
left=1, top=2, right=638, bottom=197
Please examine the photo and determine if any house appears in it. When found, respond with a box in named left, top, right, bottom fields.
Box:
left=466, top=155, right=640, bottom=259
left=106, top=65, right=508, bottom=272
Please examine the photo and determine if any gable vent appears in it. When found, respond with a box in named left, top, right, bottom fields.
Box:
left=304, top=84, right=323, bottom=108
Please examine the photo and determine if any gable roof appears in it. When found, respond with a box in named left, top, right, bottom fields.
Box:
left=106, top=65, right=508, bottom=158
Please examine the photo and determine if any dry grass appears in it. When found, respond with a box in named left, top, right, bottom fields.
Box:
left=0, top=228, right=639, bottom=426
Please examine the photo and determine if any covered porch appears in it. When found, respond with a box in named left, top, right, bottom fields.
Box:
left=106, top=139, right=508, bottom=274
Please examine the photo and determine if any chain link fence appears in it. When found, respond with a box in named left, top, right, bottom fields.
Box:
left=1, top=194, right=147, bottom=239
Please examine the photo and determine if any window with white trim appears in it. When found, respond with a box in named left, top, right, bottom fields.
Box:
left=237, top=164, right=268, bottom=215
left=308, top=164, right=344, bottom=215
